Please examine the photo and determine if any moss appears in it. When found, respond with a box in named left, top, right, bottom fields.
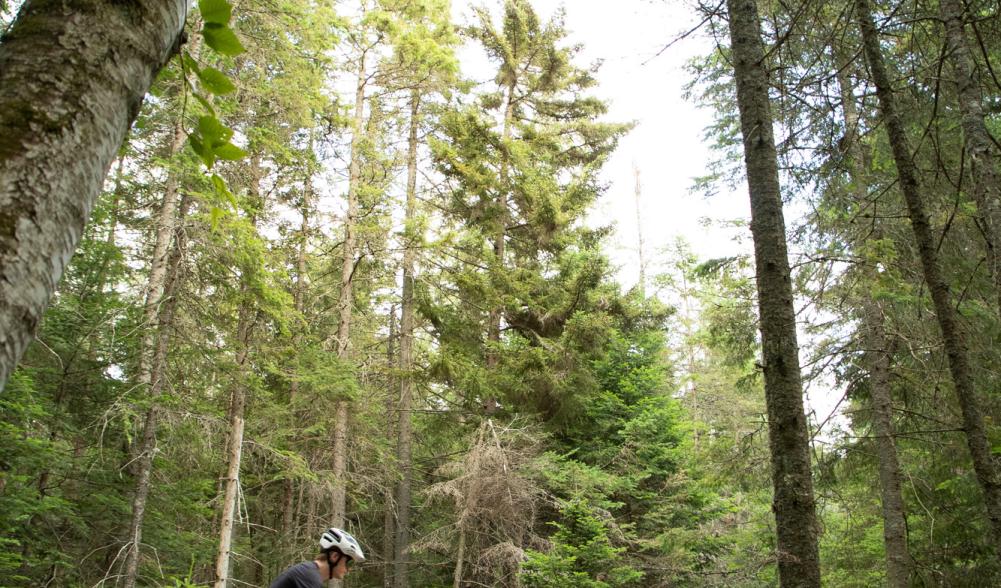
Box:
left=0, top=99, right=36, bottom=162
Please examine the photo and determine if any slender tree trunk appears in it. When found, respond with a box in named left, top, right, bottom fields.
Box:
left=214, top=154, right=264, bottom=587
left=483, top=80, right=516, bottom=415
left=452, top=424, right=487, bottom=588
left=856, top=0, right=1001, bottom=557
left=939, top=0, right=1001, bottom=317
left=633, top=163, right=647, bottom=295
left=331, top=45, right=368, bottom=538
left=0, top=0, right=186, bottom=391
left=833, top=50, right=911, bottom=587
left=121, top=111, right=192, bottom=587
left=383, top=306, right=398, bottom=588
left=87, top=154, right=126, bottom=300
left=214, top=306, right=254, bottom=588
left=863, top=298, right=911, bottom=587
left=724, top=1, right=821, bottom=585
left=394, top=92, right=421, bottom=588
left=452, top=530, right=466, bottom=588
left=282, top=154, right=314, bottom=551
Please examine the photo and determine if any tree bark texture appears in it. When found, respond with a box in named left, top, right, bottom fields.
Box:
left=833, top=51, right=912, bottom=587
left=213, top=309, right=252, bottom=588
left=122, top=193, right=192, bottom=588
left=856, top=0, right=1001, bottom=557
left=0, top=0, right=186, bottom=391
left=939, top=0, right=1001, bottom=318
left=394, top=92, right=421, bottom=588
left=862, top=299, right=911, bottom=587
left=331, top=46, right=368, bottom=539
left=725, top=0, right=821, bottom=585
left=383, top=306, right=398, bottom=588
left=214, top=153, right=264, bottom=587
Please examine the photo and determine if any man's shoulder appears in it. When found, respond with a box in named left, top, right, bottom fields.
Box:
left=269, top=561, right=323, bottom=588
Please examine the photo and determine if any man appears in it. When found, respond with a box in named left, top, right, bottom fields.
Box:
left=270, top=527, right=366, bottom=587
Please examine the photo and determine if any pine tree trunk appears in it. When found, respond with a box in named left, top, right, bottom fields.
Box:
left=452, top=529, right=466, bottom=588
left=452, top=425, right=486, bottom=588
left=862, top=299, right=911, bottom=588
left=856, top=0, right=1001, bottom=557
left=0, top=0, right=186, bottom=391
left=331, top=45, right=368, bottom=538
left=724, top=0, right=821, bottom=585
left=394, top=92, right=421, bottom=588
left=282, top=156, right=314, bottom=550
left=939, top=0, right=1001, bottom=317
left=484, top=81, right=515, bottom=415
left=383, top=306, right=398, bottom=588
left=833, top=50, right=911, bottom=587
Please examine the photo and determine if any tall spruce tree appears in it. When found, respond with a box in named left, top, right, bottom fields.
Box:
left=724, top=0, right=821, bottom=584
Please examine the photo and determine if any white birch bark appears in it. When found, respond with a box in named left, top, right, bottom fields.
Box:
left=0, top=0, right=186, bottom=390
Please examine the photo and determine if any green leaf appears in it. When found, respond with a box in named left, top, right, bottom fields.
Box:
left=211, top=174, right=239, bottom=210
left=214, top=142, right=247, bottom=161
left=198, top=115, right=233, bottom=148
left=197, top=67, right=236, bottom=95
left=209, top=205, right=225, bottom=231
left=199, top=0, right=232, bottom=25
left=189, top=135, right=215, bottom=169
left=182, top=51, right=201, bottom=75
left=193, top=92, right=216, bottom=117
left=202, top=24, right=244, bottom=57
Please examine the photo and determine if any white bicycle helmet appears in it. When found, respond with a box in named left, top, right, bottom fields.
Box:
left=320, top=527, right=365, bottom=562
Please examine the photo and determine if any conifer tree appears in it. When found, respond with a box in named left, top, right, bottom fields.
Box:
left=724, top=0, right=821, bottom=584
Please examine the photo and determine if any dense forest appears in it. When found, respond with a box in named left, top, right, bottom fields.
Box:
left=2, top=0, right=1001, bottom=586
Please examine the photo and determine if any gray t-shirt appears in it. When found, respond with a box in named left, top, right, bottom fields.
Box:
left=269, top=561, right=323, bottom=588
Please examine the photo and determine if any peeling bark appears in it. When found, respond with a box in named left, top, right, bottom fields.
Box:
left=0, top=0, right=186, bottom=391
left=725, top=0, right=821, bottom=585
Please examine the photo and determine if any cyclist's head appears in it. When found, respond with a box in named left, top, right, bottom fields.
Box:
left=319, top=526, right=365, bottom=566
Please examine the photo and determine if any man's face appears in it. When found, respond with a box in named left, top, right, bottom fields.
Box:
left=331, top=554, right=351, bottom=579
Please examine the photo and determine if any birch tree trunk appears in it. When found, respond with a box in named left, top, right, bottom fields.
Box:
left=213, top=307, right=253, bottom=587
left=0, top=0, right=186, bottom=391
left=939, top=0, right=1001, bottom=317
left=725, top=0, right=821, bottom=584
left=856, top=0, right=1001, bottom=558
left=394, top=92, right=421, bottom=588
left=121, top=108, right=192, bottom=585
left=833, top=50, right=911, bottom=587
left=214, top=154, right=264, bottom=587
